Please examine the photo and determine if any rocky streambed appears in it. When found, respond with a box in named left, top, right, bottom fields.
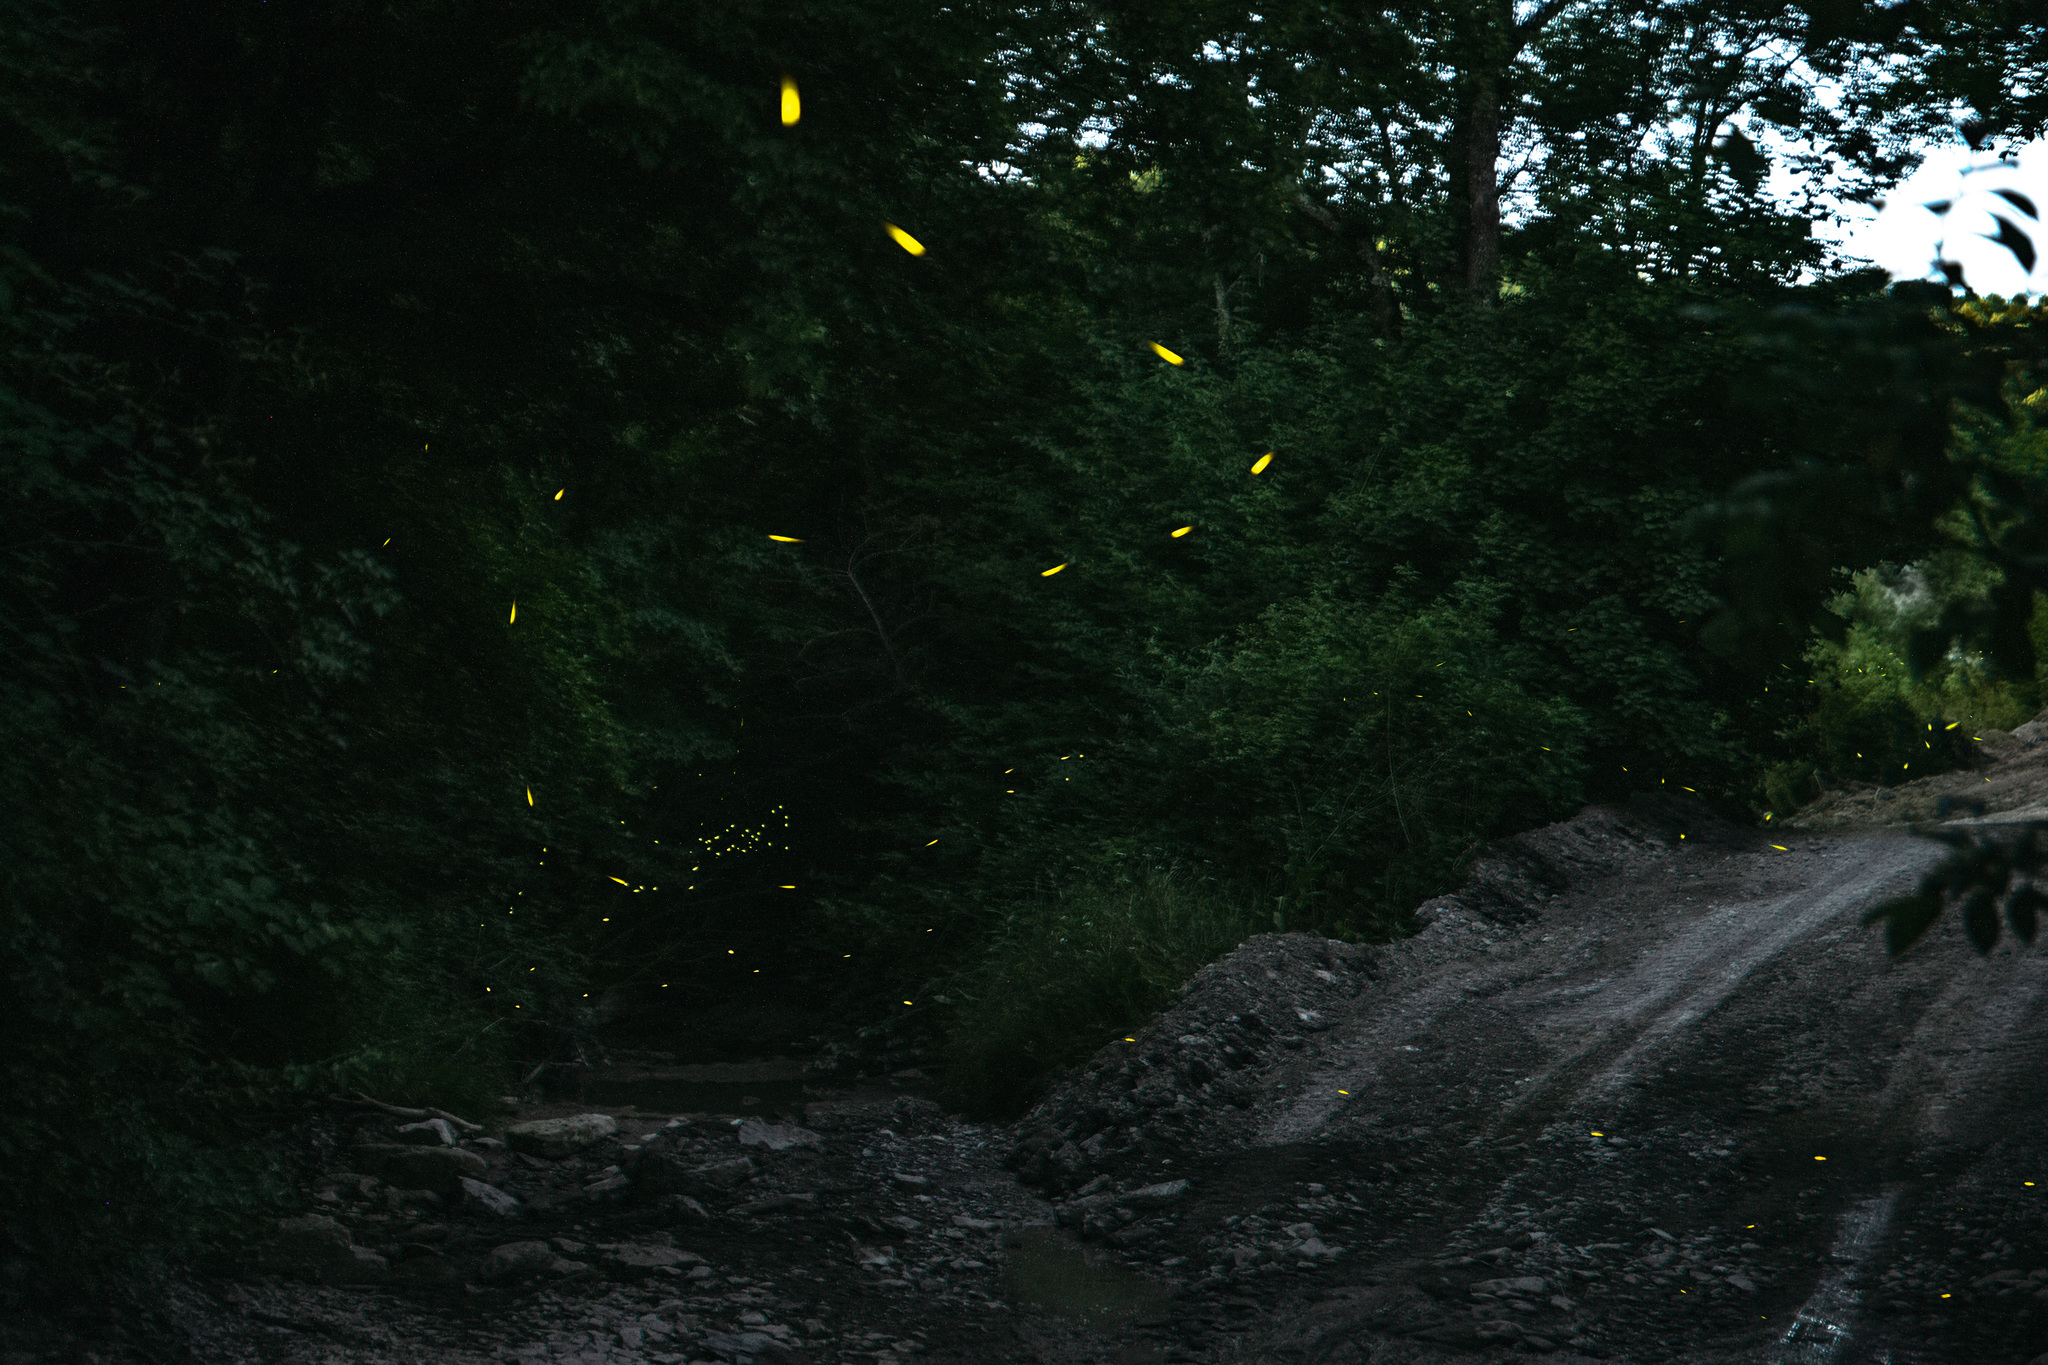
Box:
left=16, top=728, right=2048, bottom=1365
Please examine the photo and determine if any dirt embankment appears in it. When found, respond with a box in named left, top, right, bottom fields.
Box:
left=14, top=728, right=2048, bottom=1365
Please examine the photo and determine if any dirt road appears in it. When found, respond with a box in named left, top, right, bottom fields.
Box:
left=967, top=729, right=2048, bottom=1365
left=23, top=731, right=2048, bottom=1365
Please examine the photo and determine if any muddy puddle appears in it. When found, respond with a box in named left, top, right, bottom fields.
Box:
left=1000, top=1225, right=1172, bottom=1330
left=559, top=1058, right=808, bottom=1116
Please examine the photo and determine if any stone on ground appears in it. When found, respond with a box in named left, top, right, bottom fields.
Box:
left=505, top=1112, right=618, bottom=1158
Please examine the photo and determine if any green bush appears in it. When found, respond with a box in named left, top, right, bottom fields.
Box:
left=1764, top=554, right=2040, bottom=814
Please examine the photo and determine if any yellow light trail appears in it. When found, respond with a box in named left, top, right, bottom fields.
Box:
left=884, top=223, right=926, bottom=256
left=780, top=77, right=801, bottom=125
left=1251, top=452, right=1273, bottom=474
left=1150, top=342, right=1184, bottom=365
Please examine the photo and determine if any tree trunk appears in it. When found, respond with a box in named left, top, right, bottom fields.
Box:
left=1293, top=193, right=1401, bottom=338
left=1459, top=73, right=1502, bottom=303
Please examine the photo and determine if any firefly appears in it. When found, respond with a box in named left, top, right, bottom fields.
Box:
left=526, top=786, right=534, bottom=806
left=1041, top=563, right=1068, bottom=577
left=509, top=602, right=517, bottom=623
left=1772, top=845, right=1788, bottom=851
left=382, top=538, right=391, bottom=546
left=1171, top=526, right=1192, bottom=537
left=1150, top=342, right=1184, bottom=365
left=1814, top=1155, right=1827, bottom=1161
left=926, top=839, right=939, bottom=846
left=780, top=885, right=796, bottom=889
left=1251, top=452, right=1273, bottom=474
left=768, top=534, right=805, bottom=543
left=609, top=876, right=628, bottom=885
left=780, top=77, right=800, bottom=125
left=555, top=489, right=564, bottom=500
left=884, top=223, right=926, bottom=256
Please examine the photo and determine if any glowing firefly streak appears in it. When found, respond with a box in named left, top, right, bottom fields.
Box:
left=509, top=602, right=517, bottom=623
left=1250, top=452, right=1273, bottom=474
left=768, top=534, right=805, bottom=543
left=780, top=77, right=800, bottom=125
left=1171, top=526, right=1192, bottom=537
left=884, top=223, right=926, bottom=256
left=526, top=787, right=534, bottom=806
left=1150, top=342, right=1184, bottom=365
left=608, top=876, right=628, bottom=885
left=555, top=489, right=564, bottom=500
left=1041, top=563, right=1068, bottom=577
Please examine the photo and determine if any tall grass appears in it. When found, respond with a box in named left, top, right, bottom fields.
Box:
left=936, top=864, right=1264, bottom=1118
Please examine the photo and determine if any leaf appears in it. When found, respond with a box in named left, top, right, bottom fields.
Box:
left=1865, top=888, right=1941, bottom=955
left=1961, top=887, right=1999, bottom=953
left=1992, top=188, right=2039, bottom=220
left=1983, top=214, right=2037, bottom=275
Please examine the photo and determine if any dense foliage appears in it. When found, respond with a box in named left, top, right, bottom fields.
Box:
left=6, top=0, right=2044, bottom=1298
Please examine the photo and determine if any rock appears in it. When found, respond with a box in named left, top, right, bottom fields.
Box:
left=735, top=1120, right=823, bottom=1151
left=1120, top=1179, right=1189, bottom=1210
left=1725, top=1272, right=1757, bottom=1293
left=352, top=1142, right=488, bottom=1195
left=266, top=1214, right=388, bottom=1284
left=604, top=1243, right=708, bottom=1278
left=394, top=1118, right=458, bottom=1146
left=1472, top=1276, right=1549, bottom=1297
left=459, top=1177, right=522, bottom=1218
left=952, top=1215, right=1002, bottom=1231
left=732, top=1192, right=819, bottom=1215
left=652, top=1193, right=712, bottom=1224
left=505, top=1112, right=618, bottom=1158
left=882, top=1215, right=923, bottom=1233
left=701, top=1330, right=778, bottom=1359
left=1296, top=1238, right=1339, bottom=1260
left=617, top=1327, right=643, bottom=1350
left=469, top=1136, right=507, bottom=1152
left=695, top=1157, right=758, bottom=1189
left=585, top=1173, right=632, bottom=1196
left=890, top=1171, right=930, bottom=1188
left=478, top=1240, right=559, bottom=1282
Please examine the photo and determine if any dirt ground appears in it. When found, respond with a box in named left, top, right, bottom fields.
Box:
left=15, top=721, right=2048, bottom=1365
